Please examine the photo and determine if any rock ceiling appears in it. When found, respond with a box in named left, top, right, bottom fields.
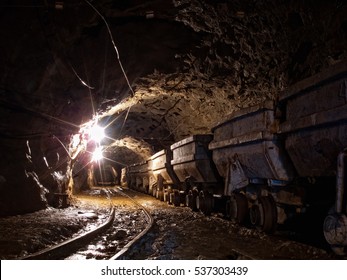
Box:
left=1, top=0, right=347, bottom=214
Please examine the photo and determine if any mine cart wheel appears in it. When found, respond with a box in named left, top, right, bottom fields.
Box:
left=163, top=191, right=170, bottom=202
left=156, top=188, right=161, bottom=199
left=192, top=189, right=199, bottom=211
left=152, top=186, right=157, bottom=197
left=173, top=191, right=181, bottom=207
left=196, top=191, right=204, bottom=212
left=250, top=196, right=277, bottom=233
left=197, top=191, right=213, bottom=216
left=203, top=192, right=213, bottom=216
left=169, top=192, right=174, bottom=205
left=179, top=192, right=186, bottom=206
left=258, top=195, right=278, bottom=233
left=160, top=190, right=165, bottom=201
left=157, top=190, right=164, bottom=201
left=228, top=193, right=248, bottom=224
left=225, top=199, right=231, bottom=219
left=186, top=190, right=198, bottom=211
left=249, top=203, right=261, bottom=227
left=185, top=193, right=192, bottom=208
left=323, top=213, right=347, bottom=255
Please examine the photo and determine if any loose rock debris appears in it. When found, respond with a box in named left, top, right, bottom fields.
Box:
left=0, top=191, right=343, bottom=260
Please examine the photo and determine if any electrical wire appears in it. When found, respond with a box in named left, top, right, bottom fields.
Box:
left=0, top=98, right=80, bottom=131
left=83, top=0, right=135, bottom=138
left=69, top=62, right=95, bottom=89
left=84, top=0, right=135, bottom=97
left=119, top=106, right=131, bottom=136
left=53, top=135, right=72, bottom=159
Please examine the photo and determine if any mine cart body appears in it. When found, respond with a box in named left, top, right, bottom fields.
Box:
left=120, top=167, right=128, bottom=187
left=279, top=62, right=347, bottom=177
left=170, top=134, right=221, bottom=192
left=278, top=61, right=347, bottom=250
left=127, top=161, right=149, bottom=192
left=148, top=149, right=179, bottom=191
left=209, top=101, right=295, bottom=195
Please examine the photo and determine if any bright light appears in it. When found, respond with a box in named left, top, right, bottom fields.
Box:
left=91, top=146, right=103, bottom=162
left=89, top=124, right=105, bottom=143
left=72, top=134, right=81, bottom=148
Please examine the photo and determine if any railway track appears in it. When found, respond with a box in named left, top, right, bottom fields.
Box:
left=21, top=187, right=153, bottom=260
left=17, top=186, right=341, bottom=260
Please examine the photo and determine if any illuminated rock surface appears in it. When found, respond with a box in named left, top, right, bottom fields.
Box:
left=1, top=0, right=347, bottom=213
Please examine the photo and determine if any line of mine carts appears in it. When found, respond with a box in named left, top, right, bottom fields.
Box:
left=122, top=60, right=347, bottom=255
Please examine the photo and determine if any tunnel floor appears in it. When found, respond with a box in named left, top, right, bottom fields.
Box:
left=0, top=188, right=342, bottom=260
left=0, top=195, right=111, bottom=259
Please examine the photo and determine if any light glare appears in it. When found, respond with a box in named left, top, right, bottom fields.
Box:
left=72, top=134, right=81, bottom=148
left=89, top=124, right=105, bottom=143
left=92, top=146, right=103, bottom=162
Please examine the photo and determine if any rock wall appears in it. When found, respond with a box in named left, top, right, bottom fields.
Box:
left=1, top=0, right=347, bottom=215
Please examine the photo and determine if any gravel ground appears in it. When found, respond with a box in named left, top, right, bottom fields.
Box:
left=122, top=190, right=341, bottom=260
left=0, top=187, right=344, bottom=260
left=0, top=194, right=111, bottom=260
left=65, top=189, right=149, bottom=260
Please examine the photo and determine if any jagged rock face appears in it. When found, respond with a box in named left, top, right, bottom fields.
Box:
left=1, top=0, right=347, bottom=215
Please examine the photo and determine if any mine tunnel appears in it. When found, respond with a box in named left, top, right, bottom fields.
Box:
left=1, top=0, right=347, bottom=259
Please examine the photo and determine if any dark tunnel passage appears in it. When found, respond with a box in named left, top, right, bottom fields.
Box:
left=1, top=0, right=347, bottom=258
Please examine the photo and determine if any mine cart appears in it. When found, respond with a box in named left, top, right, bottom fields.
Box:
left=170, top=134, right=222, bottom=214
left=126, top=161, right=149, bottom=193
left=148, top=149, right=180, bottom=202
left=209, top=101, right=295, bottom=190
left=209, top=101, right=295, bottom=232
left=278, top=60, right=347, bottom=254
left=120, top=167, right=128, bottom=187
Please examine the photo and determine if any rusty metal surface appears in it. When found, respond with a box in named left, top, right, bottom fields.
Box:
left=148, top=149, right=168, bottom=171
left=285, top=78, right=347, bottom=122
left=279, top=62, right=347, bottom=177
left=280, top=75, right=347, bottom=134
left=212, top=140, right=295, bottom=193
left=336, top=150, right=347, bottom=214
left=211, top=100, right=277, bottom=143
left=148, top=149, right=178, bottom=186
left=279, top=59, right=347, bottom=102
left=280, top=104, right=347, bottom=133
left=284, top=125, right=347, bottom=177
left=170, top=134, right=213, bottom=151
left=126, top=161, right=149, bottom=190
left=120, top=167, right=129, bottom=188
left=209, top=131, right=276, bottom=149
left=170, top=135, right=219, bottom=183
left=209, top=102, right=294, bottom=188
left=127, top=161, right=148, bottom=174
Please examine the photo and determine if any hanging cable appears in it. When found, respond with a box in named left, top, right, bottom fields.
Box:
left=84, top=0, right=135, bottom=97
left=69, top=62, right=95, bottom=89
left=119, top=106, right=131, bottom=136
left=53, top=135, right=72, bottom=159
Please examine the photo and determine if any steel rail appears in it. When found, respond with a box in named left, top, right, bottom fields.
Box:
left=109, top=187, right=154, bottom=260
left=20, top=206, right=115, bottom=260
left=19, top=187, right=154, bottom=260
